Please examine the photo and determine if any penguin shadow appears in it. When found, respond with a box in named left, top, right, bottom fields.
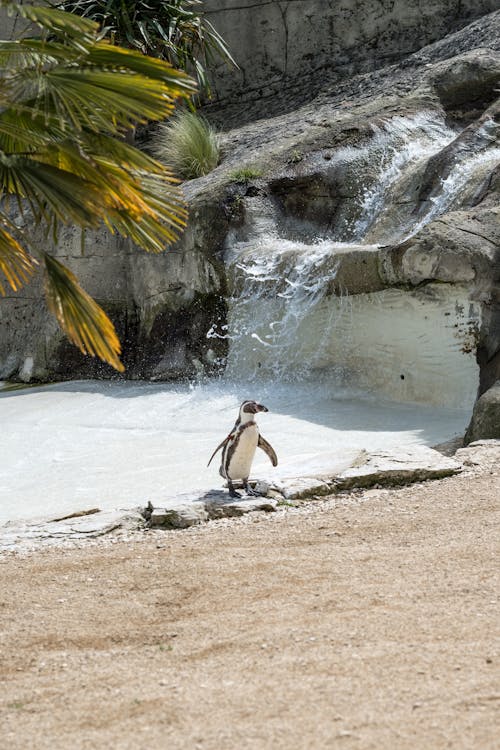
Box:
left=198, top=482, right=269, bottom=510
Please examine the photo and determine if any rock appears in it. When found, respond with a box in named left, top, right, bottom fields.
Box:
left=455, top=438, right=500, bottom=469
left=205, top=496, right=278, bottom=518
left=334, top=446, right=461, bottom=489
left=148, top=490, right=278, bottom=528
left=203, top=0, right=499, bottom=125
left=431, top=436, right=464, bottom=456
left=0, top=509, right=144, bottom=550
left=275, top=478, right=334, bottom=501
left=465, top=382, right=500, bottom=443
left=266, top=446, right=461, bottom=499
left=149, top=502, right=208, bottom=529
left=391, top=208, right=500, bottom=289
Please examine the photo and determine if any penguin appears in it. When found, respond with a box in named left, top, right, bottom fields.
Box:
left=208, top=400, right=278, bottom=498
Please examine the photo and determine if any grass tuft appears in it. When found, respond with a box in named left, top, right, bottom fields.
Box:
left=229, top=166, right=263, bottom=182
left=152, top=110, right=219, bottom=180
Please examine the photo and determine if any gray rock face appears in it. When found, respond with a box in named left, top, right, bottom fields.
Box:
left=465, top=382, right=500, bottom=443
left=0, top=197, right=229, bottom=383
left=203, top=0, right=500, bottom=124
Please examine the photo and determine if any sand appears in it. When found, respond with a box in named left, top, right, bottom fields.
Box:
left=0, top=448, right=499, bottom=749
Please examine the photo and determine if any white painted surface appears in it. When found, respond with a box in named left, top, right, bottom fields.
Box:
left=0, top=380, right=470, bottom=523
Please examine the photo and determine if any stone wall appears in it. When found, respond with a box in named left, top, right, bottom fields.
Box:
left=0, top=193, right=229, bottom=383
left=203, top=0, right=500, bottom=115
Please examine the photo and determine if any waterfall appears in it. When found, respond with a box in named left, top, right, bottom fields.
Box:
left=339, top=112, right=457, bottom=241
left=221, top=111, right=493, bottom=403
left=225, top=238, right=348, bottom=381
left=408, top=122, right=500, bottom=237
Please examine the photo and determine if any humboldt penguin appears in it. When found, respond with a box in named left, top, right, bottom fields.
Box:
left=208, top=400, right=278, bottom=498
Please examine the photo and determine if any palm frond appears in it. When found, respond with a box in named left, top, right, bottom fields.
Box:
left=5, top=68, right=182, bottom=132
left=0, top=39, right=72, bottom=69
left=44, top=253, right=124, bottom=372
left=1, top=2, right=98, bottom=49
left=0, top=108, right=68, bottom=152
left=0, top=218, right=38, bottom=295
left=0, top=151, right=112, bottom=228
left=57, top=0, right=237, bottom=95
left=87, top=40, right=196, bottom=95
left=0, top=3, right=197, bottom=371
left=0, top=144, right=188, bottom=252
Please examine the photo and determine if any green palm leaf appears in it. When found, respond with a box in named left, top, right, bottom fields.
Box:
left=44, top=253, right=124, bottom=372
left=5, top=68, right=187, bottom=132
left=0, top=152, right=111, bottom=227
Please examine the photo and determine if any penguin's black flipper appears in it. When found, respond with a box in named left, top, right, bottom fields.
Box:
left=258, top=435, right=278, bottom=466
left=207, top=433, right=232, bottom=467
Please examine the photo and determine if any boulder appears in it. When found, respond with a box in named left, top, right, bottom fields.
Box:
left=465, top=381, right=500, bottom=442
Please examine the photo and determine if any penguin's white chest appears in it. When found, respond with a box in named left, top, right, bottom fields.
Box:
left=226, top=424, right=259, bottom=480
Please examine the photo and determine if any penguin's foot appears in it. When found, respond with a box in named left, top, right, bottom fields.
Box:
left=243, top=481, right=260, bottom=497
left=228, top=481, right=242, bottom=499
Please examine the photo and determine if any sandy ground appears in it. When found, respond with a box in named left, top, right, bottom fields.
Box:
left=1, top=459, right=499, bottom=749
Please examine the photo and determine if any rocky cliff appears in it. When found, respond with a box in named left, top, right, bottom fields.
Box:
left=1, top=4, right=499, bottom=438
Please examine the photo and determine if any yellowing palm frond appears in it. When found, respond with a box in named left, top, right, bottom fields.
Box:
left=0, top=219, right=38, bottom=295
left=44, top=253, right=124, bottom=372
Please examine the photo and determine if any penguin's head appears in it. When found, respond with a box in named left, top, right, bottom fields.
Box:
left=239, top=400, right=268, bottom=420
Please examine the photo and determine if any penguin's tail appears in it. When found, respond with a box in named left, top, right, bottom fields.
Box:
left=207, top=434, right=231, bottom=467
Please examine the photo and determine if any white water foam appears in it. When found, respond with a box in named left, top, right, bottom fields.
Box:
left=225, top=238, right=367, bottom=381
left=409, top=146, right=500, bottom=238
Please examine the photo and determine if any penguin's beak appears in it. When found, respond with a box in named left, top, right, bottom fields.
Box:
left=255, top=403, right=268, bottom=413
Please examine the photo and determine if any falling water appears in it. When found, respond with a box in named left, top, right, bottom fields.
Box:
left=223, top=111, right=495, bottom=390
left=225, top=239, right=357, bottom=380
left=338, top=112, right=457, bottom=240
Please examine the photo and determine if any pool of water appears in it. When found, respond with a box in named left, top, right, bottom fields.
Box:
left=0, top=379, right=469, bottom=523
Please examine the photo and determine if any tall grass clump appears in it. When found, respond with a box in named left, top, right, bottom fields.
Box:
left=153, top=110, right=220, bottom=180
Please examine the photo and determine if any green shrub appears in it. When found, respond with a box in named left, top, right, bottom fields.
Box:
left=153, top=110, right=219, bottom=180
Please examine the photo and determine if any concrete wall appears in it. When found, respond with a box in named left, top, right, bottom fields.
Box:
left=203, top=0, right=500, bottom=107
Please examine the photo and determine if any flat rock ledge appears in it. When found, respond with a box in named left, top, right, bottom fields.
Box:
left=146, top=446, right=461, bottom=529
left=0, top=509, right=144, bottom=552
